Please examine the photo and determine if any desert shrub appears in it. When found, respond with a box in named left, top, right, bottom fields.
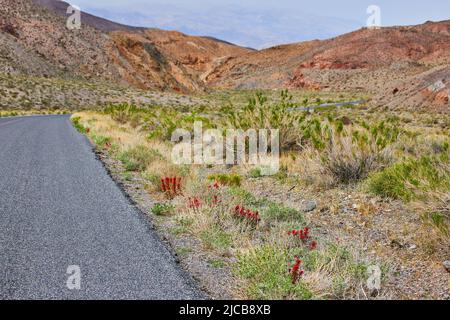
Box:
left=367, top=155, right=450, bottom=201
left=104, top=103, right=140, bottom=125
left=249, top=167, right=263, bottom=178
left=302, top=243, right=372, bottom=299
left=322, top=136, right=381, bottom=184
left=208, top=173, right=242, bottom=186
left=2, top=23, right=19, bottom=38
left=431, top=140, right=449, bottom=154
left=221, top=90, right=305, bottom=151
left=151, top=203, right=174, bottom=216
left=307, top=120, right=399, bottom=184
left=129, top=114, right=141, bottom=128
left=423, top=211, right=449, bottom=238
left=144, top=108, right=213, bottom=141
left=118, top=145, right=163, bottom=172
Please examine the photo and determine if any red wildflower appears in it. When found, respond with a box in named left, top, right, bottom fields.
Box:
left=160, top=176, right=182, bottom=198
left=188, top=197, right=202, bottom=209
left=290, top=227, right=311, bottom=242
left=234, top=205, right=260, bottom=225
left=289, top=257, right=305, bottom=284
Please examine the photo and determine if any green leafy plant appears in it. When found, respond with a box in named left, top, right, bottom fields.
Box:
left=151, top=203, right=175, bottom=216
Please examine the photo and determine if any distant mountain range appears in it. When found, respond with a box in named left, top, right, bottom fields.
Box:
left=1, top=0, right=448, bottom=110
left=78, top=3, right=362, bottom=49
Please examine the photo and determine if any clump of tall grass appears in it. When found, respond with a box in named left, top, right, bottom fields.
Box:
left=366, top=154, right=450, bottom=202
left=104, top=103, right=140, bottom=125
left=301, top=119, right=399, bottom=184
left=221, top=90, right=306, bottom=151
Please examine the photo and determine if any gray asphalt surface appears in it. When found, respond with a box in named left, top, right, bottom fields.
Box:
left=0, top=115, right=203, bottom=300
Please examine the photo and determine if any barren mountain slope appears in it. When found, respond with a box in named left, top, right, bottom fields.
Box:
left=0, top=0, right=120, bottom=81
left=207, top=21, right=450, bottom=109
left=1, top=0, right=252, bottom=93
left=107, top=29, right=251, bottom=91
left=1, top=0, right=448, bottom=108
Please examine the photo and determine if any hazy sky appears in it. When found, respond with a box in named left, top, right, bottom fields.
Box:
left=69, top=0, right=450, bottom=48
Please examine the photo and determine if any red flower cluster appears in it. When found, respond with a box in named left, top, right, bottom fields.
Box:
left=289, top=228, right=311, bottom=241
left=161, top=177, right=182, bottom=198
left=289, top=257, right=305, bottom=284
left=208, top=181, right=221, bottom=206
left=234, top=205, right=261, bottom=225
left=188, top=197, right=202, bottom=209
left=289, top=228, right=317, bottom=250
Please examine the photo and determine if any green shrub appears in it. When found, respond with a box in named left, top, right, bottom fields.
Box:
left=249, top=167, right=263, bottom=178
left=228, top=187, right=263, bottom=207
left=144, top=108, right=213, bottom=141
left=424, top=212, right=449, bottom=237
left=302, top=243, right=372, bottom=299
left=118, top=145, right=163, bottom=172
left=316, top=121, right=398, bottom=184
left=221, top=90, right=305, bottom=151
left=208, top=258, right=225, bottom=269
left=208, top=173, right=242, bottom=186
left=151, top=203, right=174, bottom=216
left=367, top=155, right=449, bottom=201
left=104, top=103, right=140, bottom=125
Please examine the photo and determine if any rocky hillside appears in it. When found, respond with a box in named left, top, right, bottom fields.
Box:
left=1, top=0, right=448, bottom=110
left=0, top=0, right=251, bottom=93
left=206, top=21, right=450, bottom=110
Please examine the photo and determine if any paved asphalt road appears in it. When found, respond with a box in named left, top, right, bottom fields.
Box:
left=0, top=115, right=203, bottom=300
